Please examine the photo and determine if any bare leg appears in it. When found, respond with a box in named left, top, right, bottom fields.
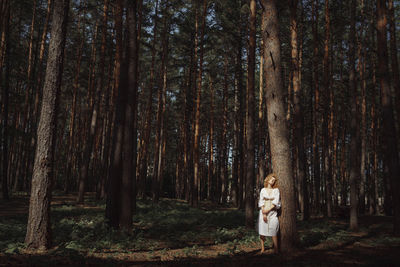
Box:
left=259, top=235, right=266, bottom=253
left=272, top=236, right=279, bottom=253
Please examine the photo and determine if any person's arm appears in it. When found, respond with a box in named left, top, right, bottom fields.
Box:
left=271, top=188, right=281, bottom=209
left=258, top=189, right=265, bottom=209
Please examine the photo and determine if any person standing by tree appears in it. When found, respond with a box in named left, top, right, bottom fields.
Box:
left=258, top=173, right=281, bottom=254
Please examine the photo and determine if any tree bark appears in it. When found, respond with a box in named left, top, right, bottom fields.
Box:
left=388, top=0, right=400, bottom=129
left=290, top=0, right=308, bottom=220
left=376, top=0, right=400, bottom=236
left=25, top=0, right=69, bottom=249
left=192, top=0, right=207, bottom=207
left=348, top=0, right=359, bottom=231
left=261, top=0, right=298, bottom=252
left=245, top=0, right=256, bottom=228
left=1, top=0, right=10, bottom=200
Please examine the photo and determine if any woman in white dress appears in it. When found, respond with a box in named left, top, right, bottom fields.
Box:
left=258, top=173, right=281, bottom=253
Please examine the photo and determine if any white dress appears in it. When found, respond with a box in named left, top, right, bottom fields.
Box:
left=257, top=188, right=281, bottom=237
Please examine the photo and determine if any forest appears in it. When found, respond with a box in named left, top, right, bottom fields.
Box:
left=0, top=0, right=400, bottom=265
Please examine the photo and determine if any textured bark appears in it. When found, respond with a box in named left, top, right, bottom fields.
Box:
left=376, top=0, right=400, bottom=236
left=261, top=0, right=298, bottom=251
left=348, top=0, right=359, bottom=231
left=245, top=0, right=256, bottom=228
left=25, top=0, right=69, bottom=249
left=257, top=39, right=265, bottom=196
left=220, top=55, right=229, bottom=203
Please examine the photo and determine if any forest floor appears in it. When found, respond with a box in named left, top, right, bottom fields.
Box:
left=0, top=193, right=399, bottom=266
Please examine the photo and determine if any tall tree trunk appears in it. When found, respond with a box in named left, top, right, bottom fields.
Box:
left=78, top=0, right=109, bottom=203
left=245, top=0, right=256, bottom=228
left=1, top=0, right=10, bottom=200
left=261, top=0, right=298, bottom=252
left=138, top=0, right=158, bottom=199
left=208, top=75, right=214, bottom=200
left=25, top=0, right=69, bottom=249
left=290, top=0, right=308, bottom=220
left=388, top=0, right=400, bottom=128
left=257, top=39, right=265, bottom=195
left=106, top=0, right=124, bottom=229
left=192, top=0, right=207, bottom=207
left=348, top=0, right=359, bottom=231
left=152, top=4, right=169, bottom=203
left=323, top=0, right=333, bottom=218
left=376, top=0, right=400, bottom=236
left=220, top=54, right=229, bottom=203
left=312, top=0, right=321, bottom=214
left=119, top=0, right=139, bottom=231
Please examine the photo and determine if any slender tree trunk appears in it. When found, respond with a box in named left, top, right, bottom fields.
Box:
left=220, top=54, right=229, bottom=203
left=376, top=0, right=400, bottom=236
left=152, top=5, right=169, bottom=203
left=138, top=0, right=158, bottom=199
left=245, top=0, right=256, bottom=228
left=78, top=0, right=109, bottom=203
left=388, top=0, right=400, bottom=128
left=312, top=0, right=321, bottom=214
left=261, top=0, right=298, bottom=251
left=208, top=75, right=214, bottom=200
left=25, top=0, right=69, bottom=249
left=290, top=0, right=308, bottom=220
left=257, top=39, right=265, bottom=195
left=323, top=0, right=333, bottom=218
left=1, top=0, right=10, bottom=200
left=348, top=0, right=359, bottom=231
left=192, top=0, right=207, bottom=207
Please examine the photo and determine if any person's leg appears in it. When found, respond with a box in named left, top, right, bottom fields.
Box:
left=259, top=235, right=266, bottom=252
left=271, top=236, right=279, bottom=253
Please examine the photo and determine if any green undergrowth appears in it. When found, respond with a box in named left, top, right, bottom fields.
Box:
left=0, top=198, right=398, bottom=256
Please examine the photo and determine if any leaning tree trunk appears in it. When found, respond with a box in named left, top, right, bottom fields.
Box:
left=245, top=0, right=256, bottom=228
left=261, top=0, right=298, bottom=252
left=376, top=0, right=400, bottom=236
left=25, top=0, right=69, bottom=250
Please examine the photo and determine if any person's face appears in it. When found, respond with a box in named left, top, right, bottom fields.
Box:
left=268, top=176, right=276, bottom=186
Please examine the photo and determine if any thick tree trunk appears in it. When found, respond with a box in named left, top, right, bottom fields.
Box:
left=25, top=0, right=69, bottom=249
left=376, top=0, right=400, bottom=236
left=119, top=0, right=139, bottom=231
left=261, top=0, right=298, bottom=252
left=106, top=0, right=124, bottom=229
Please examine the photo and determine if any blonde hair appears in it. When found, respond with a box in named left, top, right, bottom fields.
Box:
left=264, top=173, right=278, bottom=188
